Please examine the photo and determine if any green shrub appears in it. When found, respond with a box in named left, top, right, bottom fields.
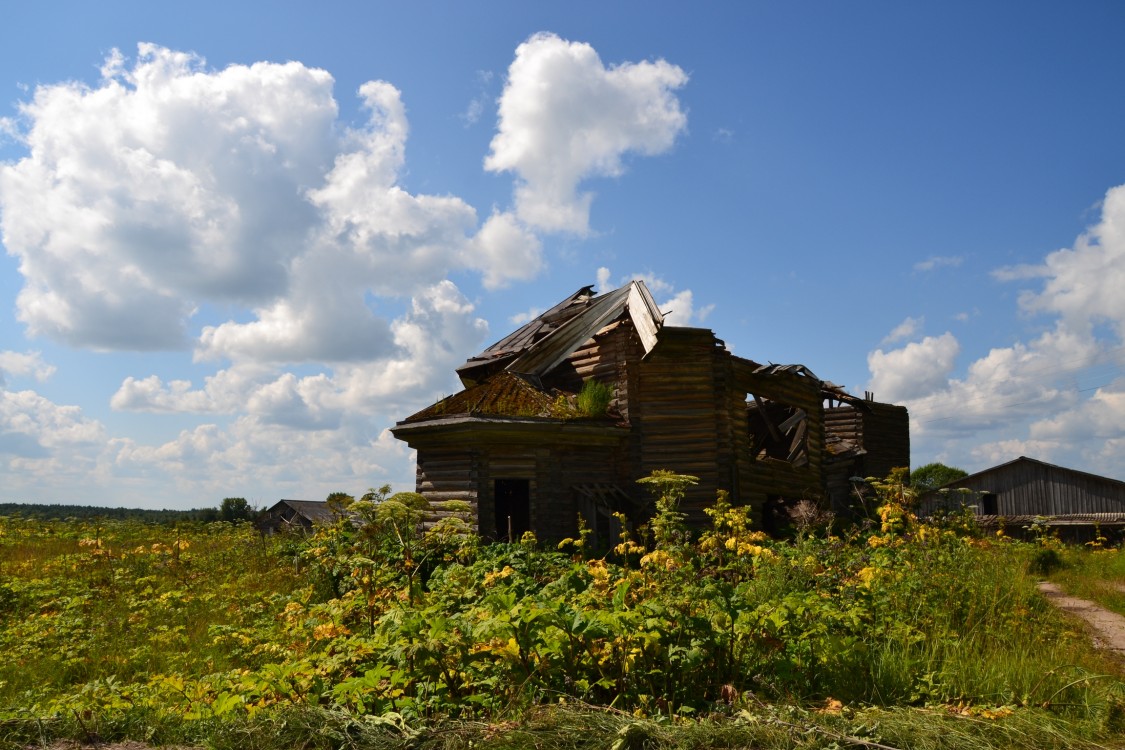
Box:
left=1031, top=547, right=1064, bottom=576
left=576, top=379, right=613, bottom=417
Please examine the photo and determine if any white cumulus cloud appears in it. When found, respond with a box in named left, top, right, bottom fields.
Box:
left=0, top=387, right=107, bottom=500
left=1014, top=184, right=1125, bottom=340
left=108, top=418, right=411, bottom=504
left=113, top=282, right=486, bottom=427
left=0, top=45, right=341, bottom=350
left=0, top=350, right=56, bottom=384
left=1029, top=377, right=1125, bottom=442
left=660, top=289, right=714, bottom=327
left=867, top=332, right=960, bottom=403
left=464, top=211, right=543, bottom=290
left=0, top=44, right=512, bottom=363
left=969, top=438, right=1061, bottom=467
left=485, top=33, right=688, bottom=234
left=111, top=365, right=273, bottom=414
left=881, top=316, right=924, bottom=346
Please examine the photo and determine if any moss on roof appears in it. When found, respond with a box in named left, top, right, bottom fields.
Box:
left=403, top=371, right=582, bottom=423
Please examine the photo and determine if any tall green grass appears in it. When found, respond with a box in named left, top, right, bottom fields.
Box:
left=1, top=490, right=1124, bottom=750
left=1052, top=546, right=1125, bottom=617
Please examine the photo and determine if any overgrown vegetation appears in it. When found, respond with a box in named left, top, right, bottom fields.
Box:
left=1, top=473, right=1123, bottom=749
left=576, top=378, right=613, bottom=417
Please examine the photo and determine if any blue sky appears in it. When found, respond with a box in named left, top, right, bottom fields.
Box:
left=3, top=2, right=1125, bottom=508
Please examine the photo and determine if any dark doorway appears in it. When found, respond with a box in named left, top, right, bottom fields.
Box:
left=981, top=493, right=998, bottom=515
left=494, top=479, right=530, bottom=541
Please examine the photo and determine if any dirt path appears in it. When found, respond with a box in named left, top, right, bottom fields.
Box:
left=1038, top=581, right=1125, bottom=655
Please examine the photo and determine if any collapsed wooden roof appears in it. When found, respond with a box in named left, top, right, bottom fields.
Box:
left=402, top=371, right=584, bottom=424
left=746, top=362, right=866, bottom=409
left=402, top=280, right=880, bottom=433
left=263, top=499, right=337, bottom=525
left=456, top=280, right=664, bottom=387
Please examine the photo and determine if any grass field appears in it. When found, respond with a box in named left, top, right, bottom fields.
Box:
left=2, top=475, right=1123, bottom=749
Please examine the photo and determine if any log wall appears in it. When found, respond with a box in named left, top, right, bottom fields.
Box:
left=417, top=439, right=630, bottom=540
left=858, top=402, right=910, bottom=480
left=416, top=448, right=480, bottom=528
left=824, top=406, right=862, bottom=445
left=632, top=329, right=737, bottom=522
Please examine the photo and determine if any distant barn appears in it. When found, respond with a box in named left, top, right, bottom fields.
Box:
left=392, top=280, right=909, bottom=542
left=258, top=499, right=338, bottom=535
left=921, top=456, right=1125, bottom=542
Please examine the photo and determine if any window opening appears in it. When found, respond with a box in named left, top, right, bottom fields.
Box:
left=746, top=394, right=808, bottom=466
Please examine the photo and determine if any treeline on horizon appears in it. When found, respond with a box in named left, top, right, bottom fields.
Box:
left=0, top=499, right=253, bottom=523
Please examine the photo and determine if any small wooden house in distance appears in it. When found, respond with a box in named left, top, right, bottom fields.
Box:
left=258, top=499, right=338, bottom=535
left=391, top=281, right=909, bottom=542
left=920, top=456, right=1125, bottom=542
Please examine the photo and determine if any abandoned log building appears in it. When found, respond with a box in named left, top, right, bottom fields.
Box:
left=258, top=499, right=340, bottom=535
left=391, top=281, right=909, bottom=542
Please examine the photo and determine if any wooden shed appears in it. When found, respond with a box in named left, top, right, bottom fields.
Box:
left=920, top=456, right=1125, bottom=541
left=391, top=281, right=909, bottom=541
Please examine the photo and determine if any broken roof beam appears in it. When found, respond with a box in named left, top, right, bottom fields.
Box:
left=627, top=280, right=662, bottom=353
left=455, top=285, right=597, bottom=385
left=506, top=281, right=663, bottom=378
